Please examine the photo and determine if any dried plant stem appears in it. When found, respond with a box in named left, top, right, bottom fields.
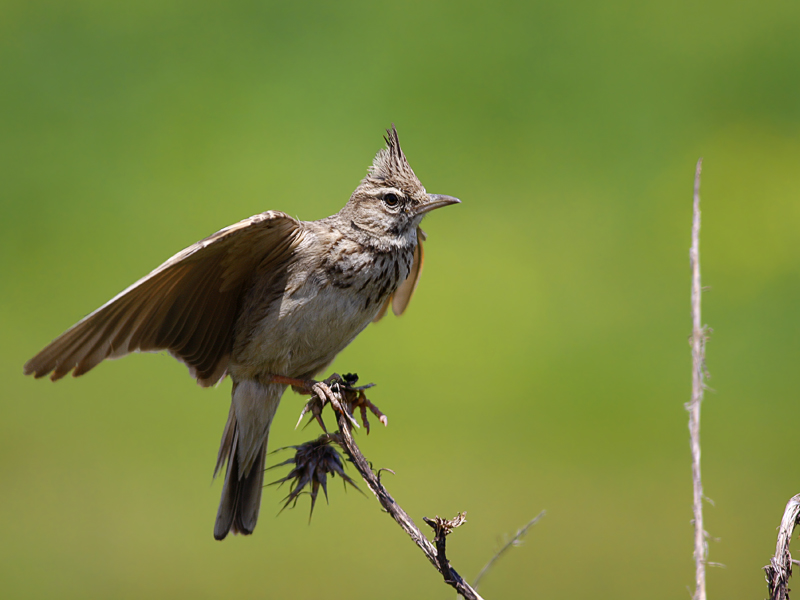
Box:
left=688, top=158, right=708, bottom=600
left=765, top=494, right=800, bottom=600
left=473, top=512, right=546, bottom=590
left=330, top=397, right=485, bottom=600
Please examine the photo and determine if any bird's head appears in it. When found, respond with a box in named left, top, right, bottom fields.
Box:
left=339, top=125, right=460, bottom=248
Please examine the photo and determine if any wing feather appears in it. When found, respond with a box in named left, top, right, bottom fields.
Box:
left=24, top=211, right=302, bottom=387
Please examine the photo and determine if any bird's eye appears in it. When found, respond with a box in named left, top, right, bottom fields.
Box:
left=383, top=192, right=400, bottom=207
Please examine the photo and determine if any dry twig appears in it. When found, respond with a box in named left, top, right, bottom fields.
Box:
left=322, top=381, right=486, bottom=600
left=687, top=158, right=708, bottom=600
left=424, top=513, right=469, bottom=587
left=764, top=494, right=800, bottom=600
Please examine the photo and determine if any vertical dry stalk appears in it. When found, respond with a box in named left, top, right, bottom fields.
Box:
left=764, top=494, right=800, bottom=600
left=688, top=158, right=708, bottom=600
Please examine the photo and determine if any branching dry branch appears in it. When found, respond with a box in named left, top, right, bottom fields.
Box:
left=688, top=158, right=708, bottom=600
left=325, top=387, right=486, bottom=600
left=764, top=494, right=800, bottom=600
left=424, top=512, right=469, bottom=588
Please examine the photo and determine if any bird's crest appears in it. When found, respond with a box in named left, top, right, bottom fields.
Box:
left=366, top=124, right=419, bottom=185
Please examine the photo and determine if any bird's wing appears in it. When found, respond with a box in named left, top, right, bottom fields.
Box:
left=373, top=226, right=426, bottom=322
left=24, top=211, right=302, bottom=387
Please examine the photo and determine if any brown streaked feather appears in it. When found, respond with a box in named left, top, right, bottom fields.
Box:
left=391, top=227, right=425, bottom=316
left=23, top=211, right=302, bottom=386
left=372, top=226, right=426, bottom=323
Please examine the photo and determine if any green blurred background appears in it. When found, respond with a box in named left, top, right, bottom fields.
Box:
left=3, top=1, right=800, bottom=598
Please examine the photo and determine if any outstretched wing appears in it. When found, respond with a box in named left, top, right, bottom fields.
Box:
left=24, top=211, right=303, bottom=387
left=373, top=226, right=426, bottom=322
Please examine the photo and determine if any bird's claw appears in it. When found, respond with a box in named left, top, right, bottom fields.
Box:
left=348, top=388, right=388, bottom=434
left=293, top=373, right=387, bottom=434
left=295, top=395, right=329, bottom=432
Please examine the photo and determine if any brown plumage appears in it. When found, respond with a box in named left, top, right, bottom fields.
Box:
left=24, top=126, right=460, bottom=540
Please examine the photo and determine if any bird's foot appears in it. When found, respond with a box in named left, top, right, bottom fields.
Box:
left=272, top=373, right=386, bottom=434
left=304, top=373, right=361, bottom=432
left=340, top=373, right=387, bottom=434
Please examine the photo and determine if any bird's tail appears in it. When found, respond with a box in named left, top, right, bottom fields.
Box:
left=213, top=405, right=267, bottom=540
left=213, top=379, right=283, bottom=540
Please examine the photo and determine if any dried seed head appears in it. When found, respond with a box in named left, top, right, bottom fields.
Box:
left=423, top=512, right=468, bottom=536
left=269, top=435, right=360, bottom=520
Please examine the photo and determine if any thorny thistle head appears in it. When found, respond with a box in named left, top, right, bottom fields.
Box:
left=269, top=435, right=360, bottom=520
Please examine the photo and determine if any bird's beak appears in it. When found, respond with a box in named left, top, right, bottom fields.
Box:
left=413, top=194, right=461, bottom=216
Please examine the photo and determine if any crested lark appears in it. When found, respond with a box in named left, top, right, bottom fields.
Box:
left=24, top=126, right=460, bottom=539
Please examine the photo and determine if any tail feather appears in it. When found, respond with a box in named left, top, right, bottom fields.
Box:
left=233, top=443, right=266, bottom=534
left=214, top=428, right=240, bottom=539
left=214, top=379, right=283, bottom=540
left=214, top=404, right=237, bottom=478
left=214, top=422, right=267, bottom=540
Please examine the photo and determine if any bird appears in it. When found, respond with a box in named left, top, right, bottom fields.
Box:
left=23, top=125, right=460, bottom=540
